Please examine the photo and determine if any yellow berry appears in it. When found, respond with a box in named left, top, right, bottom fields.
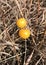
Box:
left=19, top=29, right=30, bottom=39
left=16, top=18, right=27, bottom=28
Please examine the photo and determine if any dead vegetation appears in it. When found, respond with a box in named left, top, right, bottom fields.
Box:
left=0, top=0, right=46, bottom=65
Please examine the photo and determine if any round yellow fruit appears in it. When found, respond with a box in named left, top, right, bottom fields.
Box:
left=19, top=29, right=30, bottom=39
left=16, top=18, right=27, bottom=28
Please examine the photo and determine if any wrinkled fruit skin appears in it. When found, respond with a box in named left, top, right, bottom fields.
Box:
left=16, top=18, right=27, bottom=28
left=19, top=29, right=30, bottom=39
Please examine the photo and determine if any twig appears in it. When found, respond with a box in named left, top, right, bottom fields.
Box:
left=0, top=0, right=12, bottom=8
left=14, top=0, right=23, bottom=17
left=23, top=39, right=27, bottom=65
left=0, top=22, right=16, bottom=36
left=35, top=56, right=42, bottom=65
left=0, top=52, right=11, bottom=56
left=0, top=52, right=25, bottom=63
left=25, top=50, right=34, bottom=65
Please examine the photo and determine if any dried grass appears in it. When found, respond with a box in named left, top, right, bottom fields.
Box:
left=0, top=0, right=46, bottom=65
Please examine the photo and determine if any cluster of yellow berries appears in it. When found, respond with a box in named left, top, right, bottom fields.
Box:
left=16, top=18, right=30, bottom=39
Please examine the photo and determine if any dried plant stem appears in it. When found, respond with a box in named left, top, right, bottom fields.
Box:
left=0, top=52, right=25, bottom=63
left=0, top=0, right=46, bottom=65
left=23, top=39, right=27, bottom=65
left=0, top=0, right=12, bottom=8
left=15, top=0, right=23, bottom=17
left=0, top=52, right=11, bottom=56
left=35, top=57, right=42, bottom=65
left=0, top=22, right=16, bottom=36
left=25, top=50, right=34, bottom=65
